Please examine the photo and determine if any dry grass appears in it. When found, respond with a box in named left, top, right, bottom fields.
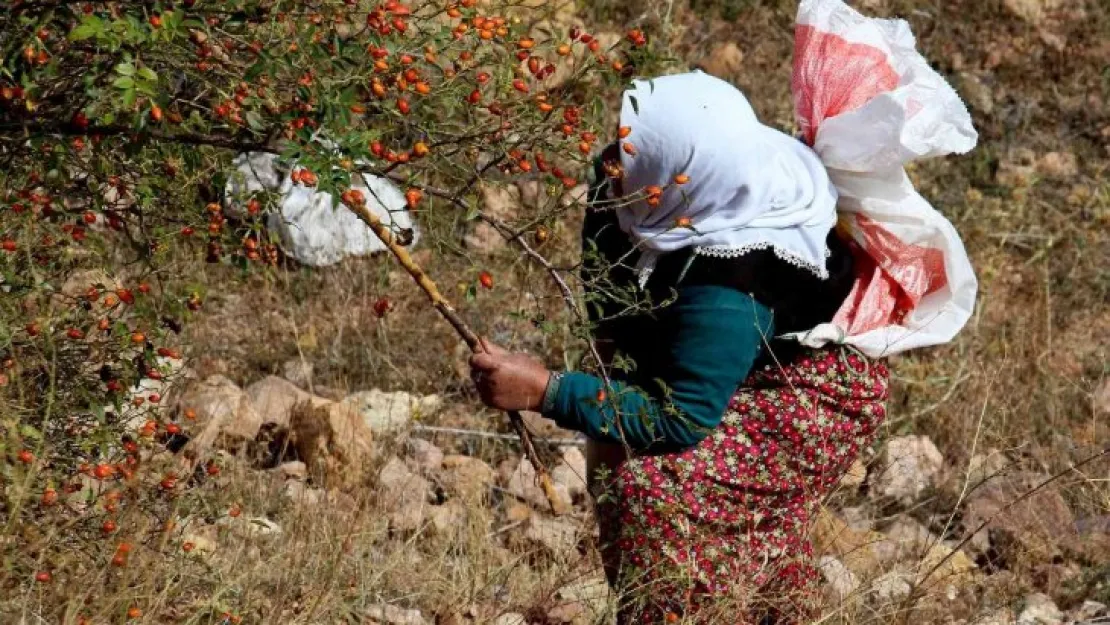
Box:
left=3, top=0, right=1109, bottom=623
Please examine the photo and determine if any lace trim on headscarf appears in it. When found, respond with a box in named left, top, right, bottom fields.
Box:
left=695, top=243, right=831, bottom=280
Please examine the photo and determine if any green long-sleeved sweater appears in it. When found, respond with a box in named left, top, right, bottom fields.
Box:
left=542, top=284, right=773, bottom=451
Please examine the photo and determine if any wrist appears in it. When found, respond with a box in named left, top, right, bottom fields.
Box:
left=538, top=370, right=562, bottom=415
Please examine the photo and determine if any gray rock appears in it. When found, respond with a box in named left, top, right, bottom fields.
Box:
left=176, top=375, right=264, bottom=452
left=281, top=359, right=314, bottom=389
left=871, top=435, right=944, bottom=504
left=276, top=461, right=307, bottom=481
left=819, top=556, right=859, bottom=602
left=1018, top=593, right=1063, bottom=625
left=365, top=604, right=428, bottom=625
left=523, top=514, right=580, bottom=558
left=341, top=389, right=441, bottom=434
left=551, top=446, right=588, bottom=500
left=246, top=375, right=315, bottom=429
left=404, top=438, right=444, bottom=473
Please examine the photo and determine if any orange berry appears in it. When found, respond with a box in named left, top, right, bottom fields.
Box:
left=17, top=449, right=33, bottom=464
left=413, top=141, right=430, bottom=157
left=182, top=541, right=195, bottom=552
left=478, top=271, right=494, bottom=290
left=675, top=174, right=690, bottom=185
left=404, top=188, right=422, bottom=209
left=618, top=126, right=632, bottom=139
left=674, top=216, right=693, bottom=228
left=102, top=519, right=117, bottom=534
left=35, top=571, right=51, bottom=583
left=127, top=607, right=142, bottom=619
left=622, top=142, right=637, bottom=156
left=93, top=463, right=115, bottom=480
left=512, top=78, right=528, bottom=93
left=397, top=98, right=410, bottom=114
left=41, top=487, right=58, bottom=506
left=130, top=331, right=145, bottom=344
left=228, top=505, right=241, bottom=518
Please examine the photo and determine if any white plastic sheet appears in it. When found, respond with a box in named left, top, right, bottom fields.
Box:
left=788, top=0, right=979, bottom=357
left=224, top=152, right=419, bottom=267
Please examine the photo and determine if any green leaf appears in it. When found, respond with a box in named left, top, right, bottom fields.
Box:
left=244, top=111, right=263, bottom=130
left=115, top=62, right=136, bottom=76
left=137, top=67, right=157, bottom=82
left=629, top=95, right=639, bottom=115
left=19, top=424, right=42, bottom=440
left=112, top=76, right=135, bottom=89
left=69, top=16, right=103, bottom=41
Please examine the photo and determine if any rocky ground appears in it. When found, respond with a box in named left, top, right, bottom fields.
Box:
left=159, top=359, right=1109, bottom=625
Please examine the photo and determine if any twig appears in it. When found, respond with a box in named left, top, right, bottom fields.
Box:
left=412, top=424, right=586, bottom=448
left=343, top=199, right=570, bottom=516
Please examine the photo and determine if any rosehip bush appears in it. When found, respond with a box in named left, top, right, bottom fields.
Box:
left=0, top=0, right=660, bottom=610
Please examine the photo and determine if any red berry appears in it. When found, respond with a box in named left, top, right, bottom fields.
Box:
left=478, top=271, right=494, bottom=290
left=17, top=449, right=33, bottom=464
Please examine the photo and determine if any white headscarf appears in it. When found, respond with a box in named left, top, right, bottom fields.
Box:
left=613, top=71, right=838, bottom=287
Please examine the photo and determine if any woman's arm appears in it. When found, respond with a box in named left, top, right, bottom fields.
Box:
left=544, top=286, right=772, bottom=451
left=469, top=286, right=773, bottom=452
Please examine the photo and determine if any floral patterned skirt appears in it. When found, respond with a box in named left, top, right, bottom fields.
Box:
left=589, top=346, right=889, bottom=624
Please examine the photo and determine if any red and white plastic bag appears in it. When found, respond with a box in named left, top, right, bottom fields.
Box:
left=788, top=0, right=979, bottom=358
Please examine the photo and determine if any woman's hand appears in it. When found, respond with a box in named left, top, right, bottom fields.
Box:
left=468, top=338, right=552, bottom=412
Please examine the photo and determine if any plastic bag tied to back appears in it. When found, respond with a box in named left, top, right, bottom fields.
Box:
left=787, top=0, right=979, bottom=358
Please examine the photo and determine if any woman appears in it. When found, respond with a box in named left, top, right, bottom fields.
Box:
left=469, top=71, right=889, bottom=623
left=469, top=47, right=977, bottom=617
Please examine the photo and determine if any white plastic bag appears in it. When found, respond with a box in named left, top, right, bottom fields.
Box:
left=788, top=0, right=979, bottom=358
left=224, top=152, right=419, bottom=268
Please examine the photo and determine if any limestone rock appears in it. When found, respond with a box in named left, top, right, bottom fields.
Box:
left=697, top=42, right=744, bottom=80
left=464, top=183, right=520, bottom=255
left=819, top=556, right=859, bottom=602
left=871, top=435, right=944, bottom=504
left=505, top=458, right=572, bottom=512
left=290, top=398, right=374, bottom=490
left=871, top=569, right=912, bottom=602
left=551, top=446, right=588, bottom=500
left=522, top=514, right=580, bottom=558
left=246, top=375, right=314, bottom=429
left=282, top=480, right=325, bottom=506
left=217, top=515, right=282, bottom=539
left=428, top=501, right=467, bottom=535
left=1003, top=0, right=1063, bottom=25
left=175, top=375, right=263, bottom=452
left=556, top=576, right=612, bottom=621
left=366, top=604, right=429, bottom=625
left=963, top=472, right=1075, bottom=559
left=1018, top=593, right=1063, bottom=625
left=440, top=454, right=495, bottom=500
left=405, top=438, right=445, bottom=473
left=388, top=499, right=430, bottom=534
left=959, top=72, right=995, bottom=115
left=1074, top=601, right=1108, bottom=621
left=276, top=461, right=307, bottom=481
left=340, top=389, right=442, bottom=434
left=378, top=456, right=434, bottom=506
left=972, top=608, right=1017, bottom=625
left=280, top=359, right=314, bottom=389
